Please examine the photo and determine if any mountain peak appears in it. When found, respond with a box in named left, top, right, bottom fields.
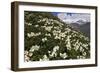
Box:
left=76, top=20, right=87, bottom=25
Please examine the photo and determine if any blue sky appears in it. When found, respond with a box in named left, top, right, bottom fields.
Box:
left=52, top=12, right=72, bottom=16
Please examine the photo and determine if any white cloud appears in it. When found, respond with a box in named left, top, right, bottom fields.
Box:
left=57, top=13, right=90, bottom=24
left=57, top=13, right=68, bottom=20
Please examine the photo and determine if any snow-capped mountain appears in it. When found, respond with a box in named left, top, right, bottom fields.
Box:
left=76, top=20, right=87, bottom=25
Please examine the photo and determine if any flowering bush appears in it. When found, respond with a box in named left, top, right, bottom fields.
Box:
left=24, top=11, right=90, bottom=62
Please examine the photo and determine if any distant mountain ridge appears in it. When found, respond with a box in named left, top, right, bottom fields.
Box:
left=68, top=22, right=90, bottom=38
left=76, top=20, right=87, bottom=25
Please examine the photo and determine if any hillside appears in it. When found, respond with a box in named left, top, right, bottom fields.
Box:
left=24, top=11, right=90, bottom=62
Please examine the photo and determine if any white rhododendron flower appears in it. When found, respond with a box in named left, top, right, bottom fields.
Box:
left=60, top=53, right=68, bottom=59
left=49, top=46, right=59, bottom=57
left=27, top=32, right=41, bottom=38
left=28, top=52, right=33, bottom=57
left=29, top=45, right=40, bottom=52
left=24, top=55, right=30, bottom=62
left=43, top=55, right=49, bottom=61
left=49, top=51, right=57, bottom=57
left=83, top=52, right=87, bottom=56
left=77, top=56, right=80, bottom=59
left=48, top=51, right=51, bottom=54
left=24, top=50, right=29, bottom=56
left=34, top=24, right=39, bottom=27
left=80, top=46, right=84, bottom=52
left=54, top=35, right=61, bottom=40
left=53, top=46, right=59, bottom=52
left=45, top=33, right=51, bottom=37
left=39, top=55, right=49, bottom=61
left=24, top=50, right=30, bottom=62
left=59, top=32, right=66, bottom=38
left=27, top=23, right=32, bottom=25
left=42, top=37, right=47, bottom=42
left=45, top=26, right=53, bottom=32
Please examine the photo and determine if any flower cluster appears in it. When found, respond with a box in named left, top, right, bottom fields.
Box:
left=60, top=53, right=68, bottom=59
left=39, top=55, right=49, bottom=61
left=49, top=46, right=59, bottom=57
left=29, top=45, right=40, bottom=52
left=27, top=32, right=41, bottom=38
left=42, top=37, right=47, bottom=42
left=24, top=50, right=33, bottom=62
left=45, top=26, right=53, bottom=32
